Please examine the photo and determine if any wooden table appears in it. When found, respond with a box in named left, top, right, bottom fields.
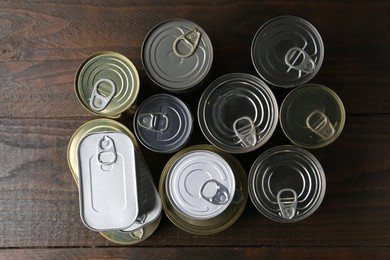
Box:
left=1, top=1, right=389, bottom=259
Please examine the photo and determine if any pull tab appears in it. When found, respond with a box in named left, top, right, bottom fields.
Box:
left=90, top=78, right=116, bottom=111
left=200, top=179, right=230, bottom=205
left=306, top=110, right=335, bottom=140
left=277, top=189, right=298, bottom=220
left=97, top=135, right=117, bottom=171
left=233, top=116, right=257, bottom=147
left=137, top=113, right=169, bottom=132
left=173, top=27, right=201, bottom=58
left=285, top=47, right=316, bottom=74
left=129, top=228, right=144, bottom=239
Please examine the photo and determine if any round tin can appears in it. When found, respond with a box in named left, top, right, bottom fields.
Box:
left=159, top=145, right=248, bottom=235
left=198, top=73, right=278, bottom=154
left=142, top=19, right=213, bottom=93
left=249, top=145, right=326, bottom=223
left=67, top=119, right=160, bottom=244
left=134, top=94, right=193, bottom=153
left=280, top=84, right=345, bottom=149
left=75, top=51, right=139, bottom=118
left=251, top=16, right=324, bottom=88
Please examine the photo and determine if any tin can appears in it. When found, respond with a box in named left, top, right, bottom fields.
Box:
left=251, top=16, right=324, bottom=88
left=159, top=145, right=248, bottom=235
left=75, top=51, right=139, bottom=118
left=248, top=145, right=326, bottom=223
left=198, top=73, right=278, bottom=154
left=280, top=84, right=345, bottom=149
left=134, top=94, right=193, bottom=153
left=142, top=19, right=213, bottom=93
left=67, top=119, right=161, bottom=244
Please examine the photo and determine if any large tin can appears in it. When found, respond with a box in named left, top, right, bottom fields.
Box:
left=251, top=16, right=324, bottom=88
left=280, top=84, right=345, bottom=149
left=198, top=73, right=278, bottom=153
left=142, top=19, right=213, bottom=93
left=134, top=94, right=193, bottom=153
left=248, top=145, right=326, bottom=223
left=159, top=145, right=248, bottom=235
left=67, top=119, right=161, bottom=244
left=75, top=51, right=139, bottom=118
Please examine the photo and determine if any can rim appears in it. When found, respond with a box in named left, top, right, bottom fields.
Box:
left=280, top=83, right=346, bottom=149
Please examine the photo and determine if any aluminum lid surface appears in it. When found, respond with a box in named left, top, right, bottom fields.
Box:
left=251, top=16, right=324, bottom=88
left=280, top=84, right=345, bottom=149
left=75, top=51, right=139, bottom=117
left=165, top=150, right=236, bottom=220
left=249, top=145, right=326, bottom=223
left=198, top=73, right=278, bottom=153
left=142, top=19, right=213, bottom=92
left=134, top=94, right=193, bottom=153
left=77, top=132, right=138, bottom=231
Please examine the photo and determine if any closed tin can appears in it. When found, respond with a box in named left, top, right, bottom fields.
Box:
left=159, top=145, right=248, bottom=235
left=67, top=119, right=161, bottom=244
left=142, top=19, right=213, bottom=93
left=75, top=51, right=139, bottom=118
left=249, top=145, right=326, bottom=223
left=280, top=84, right=345, bottom=148
left=251, top=16, right=324, bottom=88
left=134, top=94, right=193, bottom=153
left=198, top=73, right=278, bottom=153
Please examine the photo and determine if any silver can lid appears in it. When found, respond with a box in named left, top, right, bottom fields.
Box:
left=77, top=132, right=138, bottom=231
left=134, top=94, right=193, bottom=153
left=251, top=16, right=324, bottom=88
left=165, top=150, right=236, bottom=220
left=142, top=19, right=213, bottom=92
left=198, top=73, right=278, bottom=153
left=248, top=145, right=326, bottom=223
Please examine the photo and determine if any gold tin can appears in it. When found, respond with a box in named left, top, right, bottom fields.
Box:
left=67, top=119, right=160, bottom=245
left=159, top=145, right=248, bottom=235
left=75, top=51, right=140, bottom=118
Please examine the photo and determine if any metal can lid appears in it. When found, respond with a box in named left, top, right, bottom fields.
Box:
left=198, top=73, right=278, bottom=153
left=165, top=150, right=236, bottom=220
left=134, top=94, right=193, bottom=153
left=75, top=51, right=139, bottom=117
left=248, top=145, right=326, bottom=223
left=251, top=16, right=324, bottom=88
left=280, top=84, right=345, bottom=149
left=142, top=19, right=213, bottom=92
left=77, top=132, right=138, bottom=231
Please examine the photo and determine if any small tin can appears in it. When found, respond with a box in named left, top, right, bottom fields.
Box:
left=134, top=94, right=193, bottom=153
left=280, top=84, right=346, bottom=149
left=67, top=119, right=161, bottom=244
left=248, top=145, right=326, bottom=223
left=75, top=51, right=139, bottom=118
left=251, top=16, right=324, bottom=88
left=159, top=145, right=248, bottom=235
left=198, top=73, right=278, bottom=153
left=142, top=19, right=213, bottom=93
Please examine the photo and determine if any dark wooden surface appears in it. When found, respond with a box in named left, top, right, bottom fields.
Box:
left=0, top=0, right=389, bottom=259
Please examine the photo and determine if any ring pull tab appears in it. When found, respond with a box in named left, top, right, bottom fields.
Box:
left=277, top=189, right=298, bottom=220
left=129, top=228, right=144, bottom=240
left=173, top=27, right=201, bottom=58
left=285, top=47, right=316, bottom=74
left=306, top=110, right=335, bottom=140
left=97, top=135, right=117, bottom=171
left=90, top=78, right=116, bottom=111
left=137, top=113, right=169, bottom=132
left=233, top=116, right=257, bottom=147
left=200, top=179, right=230, bottom=205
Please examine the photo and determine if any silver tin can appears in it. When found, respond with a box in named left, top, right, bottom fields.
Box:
left=248, top=145, right=326, bottom=223
left=142, top=19, right=213, bottom=93
left=251, top=16, right=324, bottom=88
left=134, top=94, right=193, bottom=153
left=198, top=73, right=278, bottom=153
left=280, top=84, right=345, bottom=149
